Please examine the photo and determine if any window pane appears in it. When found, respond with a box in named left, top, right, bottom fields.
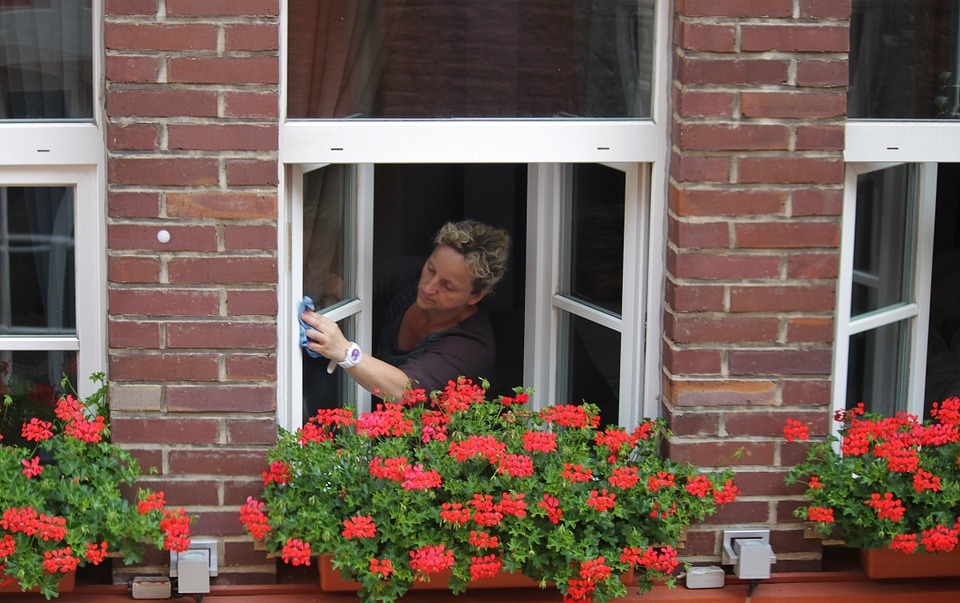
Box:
left=851, top=165, right=915, bottom=317
left=847, top=321, right=908, bottom=416
left=302, top=317, right=356, bottom=423
left=560, top=312, right=620, bottom=427
left=287, top=0, right=655, bottom=118
left=562, top=164, right=624, bottom=316
left=850, top=0, right=960, bottom=119
left=0, top=0, right=94, bottom=120
left=0, top=186, right=76, bottom=335
left=0, top=349, right=76, bottom=447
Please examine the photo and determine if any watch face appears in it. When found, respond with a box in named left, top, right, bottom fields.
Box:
left=349, top=347, right=361, bottom=362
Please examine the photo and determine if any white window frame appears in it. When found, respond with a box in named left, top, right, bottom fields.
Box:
left=0, top=0, right=105, bottom=400
left=277, top=1, right=670, bottom=429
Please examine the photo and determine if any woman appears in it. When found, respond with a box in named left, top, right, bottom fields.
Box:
left=301, top=220, right=510, bottom=400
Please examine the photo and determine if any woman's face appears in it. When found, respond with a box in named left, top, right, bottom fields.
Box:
left=417, top=245, right=487, bottom=314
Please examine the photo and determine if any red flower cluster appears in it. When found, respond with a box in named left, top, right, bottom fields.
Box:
left=865, top=492, right=905, bottom=522
left=609, top=466, right=640, bottom=489
left=409, top=544, right=455, bottom=575
left=537, top=494, right=563, bottom=524
left=540, top=404, right=600, bottom=429
left=469, top=554, right=502, bottom=580
left=357, top=403, right=413, bottom=437
left=138, top=491, right=166, bottom=514
left=282, top=538, right=311, bottom=566
left=85, top=541, right=108, bottom=565
left=21, top=418, right=53, bottom=442
left=586, top=489, right=616, bottom=512
left=620, top=545, right=679, bottom=573
left=42, top=547, right=79, bottom=574
left=160, top=509, right=191, bottom=552
left=521, top=430, right=557, bottom=453
left=262, top=460, right=291, bottom=485
left=342, top=515, right=376, bottom=540
left=239, top=497, right=272, bottom=540
left=55, top=395, right=107, bottom=443
left=369, top=557, right=394, bottom=577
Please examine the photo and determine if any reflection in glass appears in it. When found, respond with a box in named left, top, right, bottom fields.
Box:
left=851, top=165, right=915, bottom=317
left=287, top=0, right=656, bottom=118
left=0, top=350, right=77, bottom=447
left=0, top=1, right=93, bottom=119
left=564, top=164, right=625, bottom=316
left=0, top=187, right=76, bottom=335
left=847, top=321, right=908, bottom=416
left=850, top=0, right=960, bottom=119
left=560, top=313, right=620, bottom=428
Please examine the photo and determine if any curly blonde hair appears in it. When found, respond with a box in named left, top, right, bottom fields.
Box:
left=434, top=220, right=511, bottom=293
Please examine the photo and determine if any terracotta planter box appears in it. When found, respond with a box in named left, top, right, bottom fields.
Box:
left=858, top=547, right=960, bottom=579
left=0, top=569, right=76, bottom=595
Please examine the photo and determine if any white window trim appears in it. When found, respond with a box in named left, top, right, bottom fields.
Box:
left=276, top=0, right=672, bottom=429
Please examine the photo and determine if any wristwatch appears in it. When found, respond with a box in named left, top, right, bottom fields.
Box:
left=338, top=342, right=362, bottom=369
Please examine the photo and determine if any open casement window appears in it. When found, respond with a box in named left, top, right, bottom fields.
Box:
left=836, top=163, right=938, bottom=418
left=0, top=166, right=104, bottom=441
left=284, top=163, right=651, bottom=429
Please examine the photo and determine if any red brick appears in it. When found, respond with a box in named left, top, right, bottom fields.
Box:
left=735, top=222, right=840, bottom=248
left=225, top=23, right=279, bottom=51
left=109, top=192, right=161, bottom=218
left=738, top=157, right=843, bottom=185
left=167, top=449, right=268, bottom=476
left=166, top=0, right=279, bottom=17
left=166, top=322, right=276, bottom=349
left=667, top=411, right=720, bottom=437
left=224, top=540, right=276, bottom=567
left=168, top=257, right=277, bottom=285
left=109, top=224, right=218, bottom=252
left=105, top=23, right=217, bottom=51
left=665, top=379, right=778, bottom=407
left=728, top=349, right=833, bottom=375
left=672, top=188, right=786, bottom=217
left=193, top=509, right=251, bottom=537
left=111, top=417, right=219, bottom=444
left=792, top=188, right=843, bottom=216
left=224, top=225, right=277, bottom=250
left=782, top=379, right=831, bottom=406
left=678, top=58, right=790, bottom=86
left=108, top=289, right=221, bottom=317
left=706, top=498, right=773, bottom=524
left=679, top=0, right=793, bottom=18
left=226, top=418, right=278, bottom=445
left=226, top=290, right=278, bottom=316
left=665, top=282, right=725, bottom=312
left=741, top=25, right=849, bottom=53
left=168, top=124, right=278, bottom=152
left=108, top=89, right=218, bottom=118
left=105, top=0, right=157, bottom=16
left=729, top=469, right=797, bottom=497
left=109, top=320, right=161, bottom=348
left=223, top=479, right=266, bottom=506
left=787, top=317, right=834, bottom=343
left=107, top=123, right=160, bottom=150
left=167, top=385, right=276, bottom=412
left=669, top=154, right=731, bottom=183
left=678, top=22, right=736, bottom=52
left=167, top=192, right=277, bottom=220
left=225, top=159, right=279, bottom=186
left=796, top=125, right=845, bottom=150
left=224, top=92, right=279, bottom=118
left=741, top=91, right=846, bottom=119
left=109, top=158, right=219, bottom=186
left=122, top=448, right=164, bottom=475
left=786, top=252, right=839, bottom=279
left=669, top=218, right=729, bottom=249
left=724, top=410, right=829, bottom=438
left=226, top=355, right=277, bottom=380
left=108, top=256, right=161, bottom=283
left=800, top=0, right=852, bottom=19
left=666, top=439, right=775, bottom=467
left=730, top=285, right=835, bottom=312
left=662, top=345, right=723, bottom=375
left=668, top=249, right=781, bottom=280
left=679, top=123, right=790, bottom=151
left=137, top=479, right=221, bottom=506
left=668, top=315, right=779, bottom=343
left=674, top=91, right=735, bottom=118
left=796, top=59, right=849, bottom=87
left=168, top=57, right=278, bottom=85
left=110, top=353, right=221, bottom=381
left=105, top=55, right=161, bottom=83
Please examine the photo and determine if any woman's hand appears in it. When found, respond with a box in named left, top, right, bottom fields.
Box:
left=300, top=310, right=350, bottom=363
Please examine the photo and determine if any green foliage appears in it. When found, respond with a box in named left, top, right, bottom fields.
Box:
left=242, top=380, right=738, bottom=603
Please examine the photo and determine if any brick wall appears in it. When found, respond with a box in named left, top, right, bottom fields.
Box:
left=665, top=0, right=849, bottom=571
left=104, top=0, right=280, bottom=583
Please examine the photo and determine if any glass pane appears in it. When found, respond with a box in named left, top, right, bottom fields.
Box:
left=302, top=165, right=357, bottom=421
left=851, top=165, right=915, bottom=317
left=847, top=321, right=909, bottom=416
left=563, top=164, right=625, bottom=316
left=850, top=0, right=960, bottom=119
left=287, top=0, right=655, bottom=118
left=560, top=312, right=620, bottom=427
left=0, top=186, right=76, bottom=335
left=0, top=0, right=94, bottom=120
left=0, top=349, right=77, bottom=447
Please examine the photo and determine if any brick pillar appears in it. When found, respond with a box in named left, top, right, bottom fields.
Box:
left=666, top=0, right=849, bottom=571
left=104, top=0, right=280, bottom=583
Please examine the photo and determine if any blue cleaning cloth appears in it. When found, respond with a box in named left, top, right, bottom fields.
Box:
left=299, top=296, right=321, bottom=359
